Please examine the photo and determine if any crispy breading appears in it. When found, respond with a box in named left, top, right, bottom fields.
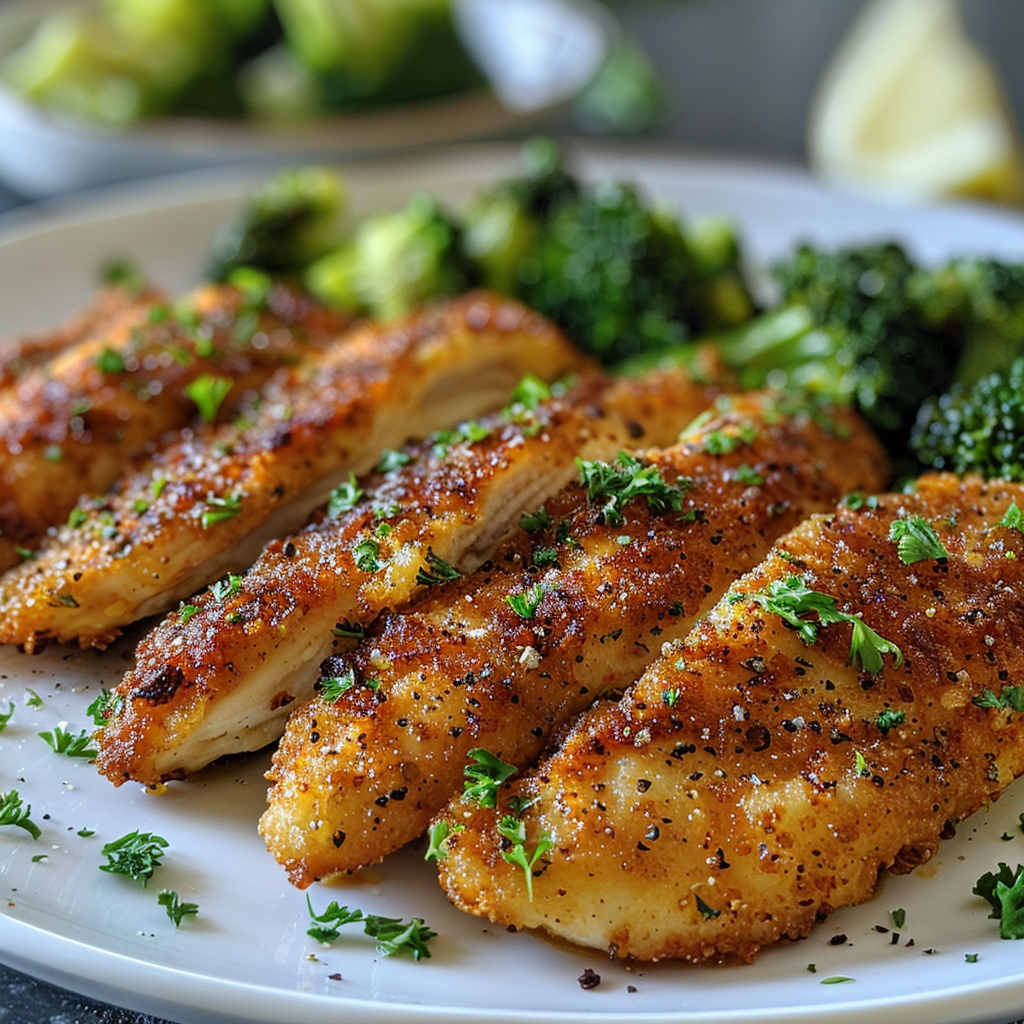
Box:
left=436, top=475, right=1024, bottom=962
left=260, top=395, right=888, bottom=887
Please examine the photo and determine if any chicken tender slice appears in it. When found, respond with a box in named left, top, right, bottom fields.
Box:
left=0, top=278, right=350, bottom=570
left=0, top=293, right=586, bottom=650
left=260, top=395, right=888, bottom=887
left=436, top=474, right=1024, bottom=963
left=94, top=368, right=723, bottom=788
left=0, top=280, right=165, bottom=389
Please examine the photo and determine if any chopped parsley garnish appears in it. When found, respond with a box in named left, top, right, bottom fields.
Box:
left=184, top=374, right=232, bottom=423
left=1001, top=503, right=1024, bottom=533
left=503, top=375, right=551, bottom=420
left=210, top=573, right=244, bottom=601
left=201, top=493, right=243, bottom=529
left=67, top=507, right=89, bottom=529
left=965, top=952, right=979, bottom=963
left=424, top=819, right=464, bottom=862
left=327, top=474, right=363, bottom=519
left=519, top=506, right=552, bottom=533
left=0, top=790, right=41, bottom=839
left=430, top=421, right=491, bottom=457
left=24, top=688, right=43, bottom=708
left=38, top=725, right=98, bottom=759
left=733, top=464, right=764, bottom=486
left=158, top=889, right=199, bottom=927
left=306, top=897, right=436, bottom=959
left=820, top=977, right=855, bottom=985
left=695, top=894, right=720, bottom=920
left=842, top=492, right=879, bottom=511
left=415, top=548, right=460, bottom=586
left=973, top=863, right=1024, bottom=939
left=99, top=830, right=168, bottom=887
left=462, top=749, right=517, bottom=808
left=353, top=538, right=382, bottom=573
left=95, top=347, right=126, bottom=375
left=889, top=515, right=949, bottom=564
left=874, top=709, right=905, bottom=735
left=577, top=452, right=688, bottom=526
left=0, top=700, right=13, bottom=732
left=375, top=448, right=413, bottom=474
left=702, top=427, right=756, bottom=455
left=318, top=669, right=380, bottom=703
left=178, top=603, right=199, bottom=625
left=505, top=582, right=547, bottom=620
left=498, top=815, right=553, bottom=902
left=973, top=686, right=1024, bottom=712
left=890, top=907, right=906, bottom=929
left=854, top=750, right=871, bottom=777
left=86, top=689, right=122, bottom=726
left=662, top=688, right=680, bottom=708
left=733, top=575, right=903, bottom=674
left=531, top=546, right=559, bottom=568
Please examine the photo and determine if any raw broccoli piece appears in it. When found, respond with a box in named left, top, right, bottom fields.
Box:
left=207, top=165, right=346, bottom=281
left=910, top=357, right=1024, bottom=480
left=910, top=257, right=1024, bottom=387
left=305, top=192, right=477, bottom=319
left=707, top=242, right=963, bottom=448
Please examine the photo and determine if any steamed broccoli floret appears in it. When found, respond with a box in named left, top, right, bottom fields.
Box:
left=708, top=242, right=963, bottom=447
left=207, top=165, right=346, bottom=281
left=910, top=257, right=1024, bottom=387
left=911, top=357, right=1024, bottom=480
left=462, top=140, right=754, bottom=363
left=305, top=192, right=476, bottom=319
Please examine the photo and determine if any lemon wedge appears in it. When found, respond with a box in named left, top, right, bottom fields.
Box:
left=808, top=0, right=1024, bottom=205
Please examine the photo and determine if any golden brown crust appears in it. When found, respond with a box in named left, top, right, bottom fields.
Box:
left=436, top=474, right=1024, bottom=962
left=0, top=292, right=588, bottom=650
left=0, top=280, right=350, bottom=567
left=260, top=395, right=889, bottom=887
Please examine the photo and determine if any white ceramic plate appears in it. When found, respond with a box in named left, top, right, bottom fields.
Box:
left=4, top=144, right=1024, bottom=1024
left=0, top=0, right=612, bottom=198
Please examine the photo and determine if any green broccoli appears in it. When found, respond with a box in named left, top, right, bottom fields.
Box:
left=207, top=165, right=346, bottom=281
left=463, top=139, right=754, bottom=363
left=305, top=192, right=477, bottom=319
left=705, top=242, right=964, bottom=450
left=910, top=257, right=1024, bottom=387
left=910, top=357, right=1024, bottom=481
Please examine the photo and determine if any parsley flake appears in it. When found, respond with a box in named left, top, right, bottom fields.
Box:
left=0, top=700, right=13, bottom=732
left=158, top=889, right=199, bottom=927
left=505, top=582, right=548, bottom=620
left=86, top=689, right=123, bottom=726
left=462, top=749, right=517, bottom=808
left=733, top=576, right=903, bottom=674
left=201, top=493, right=243, bottom=529
left=889, top=515, right=949, bottom=564
left=424, top=819, right=464, bottom=862
left=973, top=686, right=1024, bottom=712
left=38, top=725, right=98, bottom=759
left=184, top=374, right=232, bottom=423
left=375, top=448, right=413, bottom=474
left=415, top=548, right=461, bottom=587
left=210, top=574, right=244, bottom=601
left=874, top=709, right=905, bottom=735
left=353, top=538, right=382, bottom=573
left=99, top=830, right=168, bottom=887
left=306, top=897, right=436, bottom=959
left=1001, top=503, right=1024, bottom=534
left=327, top=474, right=363, bottom=519
left=0, top=790, right=41, bottom=839
left=519, top=507, right=552, bottom=533
left=96, top=347, right=126, bottom=375
left=497, top=815, right=553, bottom=902
left=973, top=864, right=1024, bottom=939
left=577, top=452, right=688, bottom=526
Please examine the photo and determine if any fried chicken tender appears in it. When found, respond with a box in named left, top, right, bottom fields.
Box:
left=436, top=475, right=1024, bottom=963
left=260, top=395, right=888, bottom=887
left=0, top=279, right=350, bottom=570
left=0, top=293, right=585, bottom=650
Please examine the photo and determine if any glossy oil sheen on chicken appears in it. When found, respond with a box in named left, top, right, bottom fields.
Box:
left=260, top=395, right=888, bottom=887
left=0, top=293, right=586, bottom=650
left=436, top=474, right=1024, bottom=963
left=0, top=279, right=350, bottom=570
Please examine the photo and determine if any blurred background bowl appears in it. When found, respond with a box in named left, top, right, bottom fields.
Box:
left=0, top=0, right=613, bottom=198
